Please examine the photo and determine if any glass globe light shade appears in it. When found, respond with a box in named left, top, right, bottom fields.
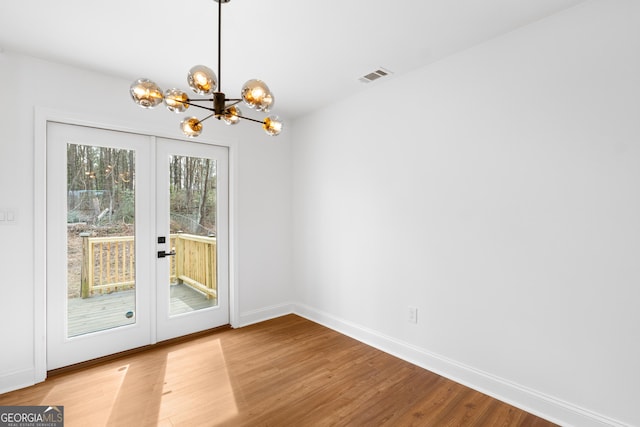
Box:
left=187, top=65, right=217, bottom=95
left=255, top=92, right=274, bottom=112
left=241, top=79, right=271, bottom=109
left=222, top=106, right=241, bottom=125
left=263, top=115, right=283, bottom=136
left=130, top=78, right=164, bottom=108
left=164, top=89, right=189, bottom=113
left=180, top=117, right=203, bottom=138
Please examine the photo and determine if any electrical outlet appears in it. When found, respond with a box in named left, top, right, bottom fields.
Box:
left=408, top=306, right=418, bottom=324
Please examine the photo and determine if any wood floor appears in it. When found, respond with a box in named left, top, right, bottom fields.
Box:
left=0, top=315, right=557, bottom=426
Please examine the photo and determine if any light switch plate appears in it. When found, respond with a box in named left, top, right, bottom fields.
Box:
left=0, top=209, right=17, bottom=225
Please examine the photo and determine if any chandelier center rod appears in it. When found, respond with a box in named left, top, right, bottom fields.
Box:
left=217, top=0, right=222, bottom=92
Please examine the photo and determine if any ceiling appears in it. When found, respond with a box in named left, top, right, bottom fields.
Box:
left=0, top=0, right=585, bottom=120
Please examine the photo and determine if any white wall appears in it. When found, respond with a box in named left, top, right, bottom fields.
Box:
left=291, top=1, right=639, bottom=426
left=0, top=52, right=292, bottom=391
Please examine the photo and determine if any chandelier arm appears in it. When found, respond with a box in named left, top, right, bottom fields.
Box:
left=224, top=99, right=242, bottom=109
left=235, top=114, right=266, bottom=125
left=180, top=100, right=215, bottom=112
left=198, top=113, right=217, bottom=123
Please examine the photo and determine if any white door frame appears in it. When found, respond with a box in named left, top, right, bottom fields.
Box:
left=34, top=108, right=239, bottom=383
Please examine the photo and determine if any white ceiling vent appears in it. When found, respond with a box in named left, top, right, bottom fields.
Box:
left=359, top=67, right=393, bottom=83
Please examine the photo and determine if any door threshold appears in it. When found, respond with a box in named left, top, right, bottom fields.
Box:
left=47, top=324, right=232, bottom=377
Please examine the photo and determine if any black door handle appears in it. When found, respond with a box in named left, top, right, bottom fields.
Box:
left=157, top=250, right=176, bottom=258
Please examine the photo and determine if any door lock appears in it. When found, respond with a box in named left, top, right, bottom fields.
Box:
left=157, top=250, right=176, bottom=258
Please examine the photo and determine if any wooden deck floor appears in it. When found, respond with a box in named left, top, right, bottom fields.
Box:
left=68, top=284, right=216, bottom=337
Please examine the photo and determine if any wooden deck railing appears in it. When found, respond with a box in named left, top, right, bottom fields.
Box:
left=80, top=233, right=135, bottom=298
left=171, top=234, right=217, bottom=299
left=80, top=233, right=217, bottom=299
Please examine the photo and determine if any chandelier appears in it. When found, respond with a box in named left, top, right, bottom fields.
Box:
left=129, top=0, right=282, bottom=137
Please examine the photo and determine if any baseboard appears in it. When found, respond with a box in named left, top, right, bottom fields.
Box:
left=293, top=303, right=628, bottom=427
left=0, top=368, right=36, bottom=395
left=7, top=303, right=629, bottom=426
left=237, top=302, right=295, bottom=328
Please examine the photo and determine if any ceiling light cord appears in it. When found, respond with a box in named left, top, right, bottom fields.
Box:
left=218, top=0, right=222, bottom=93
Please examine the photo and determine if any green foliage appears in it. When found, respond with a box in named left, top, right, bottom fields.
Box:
left=118, top=188, right=135, bottom=224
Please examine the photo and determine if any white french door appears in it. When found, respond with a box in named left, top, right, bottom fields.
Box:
left=46, top=122, right=229, bottom=370
left=155, top=137, right=229, bottom=342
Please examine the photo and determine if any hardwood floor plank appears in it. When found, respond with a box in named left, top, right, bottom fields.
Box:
left=0, top=315, right=557, bottom=426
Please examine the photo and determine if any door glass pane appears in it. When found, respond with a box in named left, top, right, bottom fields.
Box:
left=168, top=155, right=218, bottom=315
left=67, top=143, right=136, bottom=337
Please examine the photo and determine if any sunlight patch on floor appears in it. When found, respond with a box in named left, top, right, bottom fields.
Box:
left=42, top=364, right=129, bottom=424
left=158, top=338, right=238, bottom=425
